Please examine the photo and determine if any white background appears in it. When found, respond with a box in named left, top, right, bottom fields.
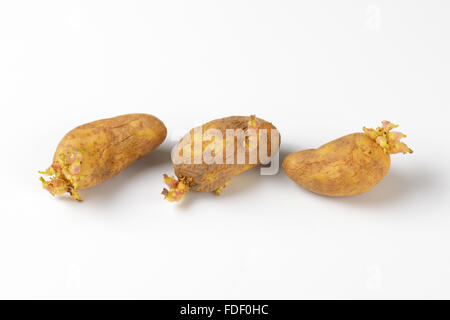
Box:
left=1, top=0, right=449, bottom=299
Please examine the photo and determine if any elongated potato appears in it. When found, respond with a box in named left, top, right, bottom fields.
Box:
left=40, top=113, right=167, bottom=201
left=283, top=121, right=412, bottom=197
left=162, top=115, right=280, bottom=202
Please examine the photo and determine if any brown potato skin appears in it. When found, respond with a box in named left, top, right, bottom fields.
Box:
left=54, top=113, right=166, bottom=189
left=282, top=133, right=390, bottom=196
left=174, top=116, right=280, bottom=192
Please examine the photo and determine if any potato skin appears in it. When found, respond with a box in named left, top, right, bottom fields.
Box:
left=283, top=133, right=390, bottom=196
left=40, top=113, right=167, bottom=202
left=174, top=116, right=279, bottom=193
left=54, top=113, right=166, bottom=189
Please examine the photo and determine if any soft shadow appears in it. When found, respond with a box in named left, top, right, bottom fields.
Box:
left=316, top=166, right=436, bottom=209
left=173, top=169, right=262, bottom=210
left=173, top=189, right=205, bottom=210
left=79, top=145, right=172, bottom=202
left=219, top=167, right=261, bottom=197
left=176, top=143, right=304, bottom=206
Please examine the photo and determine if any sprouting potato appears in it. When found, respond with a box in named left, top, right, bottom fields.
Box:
left=162, top=115, right=280, bottom=202
left=282, top=121, right=413, bottom=197
left=40, top=113, right=167, bottom=201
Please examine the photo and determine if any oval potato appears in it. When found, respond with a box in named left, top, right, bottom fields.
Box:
left=40, top=113, right=167, bottom=200
left=283, top=121, right=412, bottom=197
left=162, top=115, right=280, bottom=201
left=283, top=133, right=390, bottom=196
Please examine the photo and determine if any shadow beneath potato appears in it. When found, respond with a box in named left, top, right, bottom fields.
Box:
left=313, top=166, right=435, bottom=210
left=219, top=167, right=262, bottom=197
left=174, top=144, right=302, bottom=208
left=173, top=168, right=262, bottom=210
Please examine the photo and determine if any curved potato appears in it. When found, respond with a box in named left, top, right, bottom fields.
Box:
left=162, top=115, right=280, bottom=202
left=40, top=113, right=167, bottom=201
left=283, top=121, right=412, bottom=197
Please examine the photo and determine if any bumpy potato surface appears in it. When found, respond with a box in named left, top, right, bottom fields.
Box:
left=163, top=115, right=280, bottom=201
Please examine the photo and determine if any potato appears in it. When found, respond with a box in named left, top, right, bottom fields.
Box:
left=283, top=121, right=412, bottom=197
left=162, top=115, right=280, bottom=202
left=40, top=113, right=167, bottom=201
